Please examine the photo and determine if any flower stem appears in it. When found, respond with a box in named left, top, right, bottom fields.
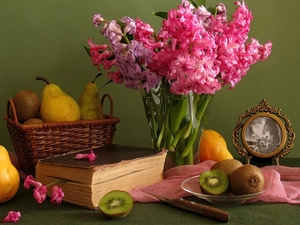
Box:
left=170, top=96, right=188, bottom=133
left=141, top=89, right=158, bottom=142
left=169, top=124, right=188, bottom=151
left=46, top=179, right=67, bottom=188
left=181, top=95, right=212, bottom=158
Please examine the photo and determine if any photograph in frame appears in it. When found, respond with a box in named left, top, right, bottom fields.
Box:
left=242, top=113, right=287, bottom=158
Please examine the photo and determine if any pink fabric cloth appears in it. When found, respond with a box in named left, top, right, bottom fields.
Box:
left=9, top=152, right=300, bottom=204
left=129, top=160, right=300, bottom=204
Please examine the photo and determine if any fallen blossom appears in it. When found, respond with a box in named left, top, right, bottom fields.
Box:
left=51, top=186, right=65, bottom=204
left=23, top=175, right=64, bottom=204
left=1, top=211, right=21, bottom=223
left=33, top=185, right=48, bottom=204
left=74, top=150, right=97, bottom=162
left=24, top=175, right=42, bottom=189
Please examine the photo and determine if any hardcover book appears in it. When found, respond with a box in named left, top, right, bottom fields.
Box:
left=35, top=144, right=167, bottom=209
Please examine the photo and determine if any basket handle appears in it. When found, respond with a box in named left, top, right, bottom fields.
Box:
left=6, top=98, right=19, bottom=123
left=101, top=93, right=114, bottom=117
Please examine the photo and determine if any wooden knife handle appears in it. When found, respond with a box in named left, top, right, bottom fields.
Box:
left=170, top=198, right=229, bottom=223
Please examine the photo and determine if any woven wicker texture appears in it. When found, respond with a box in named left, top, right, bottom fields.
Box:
left=5, top=93, right=120, bottom=175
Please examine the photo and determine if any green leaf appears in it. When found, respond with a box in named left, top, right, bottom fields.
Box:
left=207, top=5, right=217, bottom=16
left=189, top=0, right=206, bottom=8
left=152, top=11, right=168, bottom=20
left=100, top=79, right=113, bottom=89
left=83, top=45, right=91, bottom=57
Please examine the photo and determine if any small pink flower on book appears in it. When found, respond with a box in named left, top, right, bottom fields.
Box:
left=73, top=150, right=97, bottom=162
left=1, top=211, right=21, bottom=223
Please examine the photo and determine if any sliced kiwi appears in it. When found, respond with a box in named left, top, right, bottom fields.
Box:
left=98, top=190, right=133, bottom=219
left=198, top=169, right=229, bottom=195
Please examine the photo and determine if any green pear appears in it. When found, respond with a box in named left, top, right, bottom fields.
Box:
left=36, top=76, right=81, bottom=122
left=79, top=74, right=105, bottom=120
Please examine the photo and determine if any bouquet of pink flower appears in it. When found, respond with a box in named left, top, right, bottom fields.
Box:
left=87, top=0, right=272, bottom=165
left=88, top=0, right=271, bottom=95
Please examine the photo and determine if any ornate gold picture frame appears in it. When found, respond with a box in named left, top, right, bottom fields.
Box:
left=232, top=99, right=295, bottom=165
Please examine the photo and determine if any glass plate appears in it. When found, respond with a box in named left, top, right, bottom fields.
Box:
left=181, top=175, right=270, bottom=205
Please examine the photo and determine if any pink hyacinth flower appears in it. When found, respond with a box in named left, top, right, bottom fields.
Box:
left=74, top=150, right=97, bottom=162
left=24, top=175, right=48, bottom=203
left=33, top=185, right=48, bottom=204
left=51, top=186, right=65, bottom=204
left=1, top=211, right=21, bottom=223
left=24, top=175, right=42, bottom=189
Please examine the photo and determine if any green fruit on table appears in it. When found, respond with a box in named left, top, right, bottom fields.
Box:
left=36, top=76, right=81, bottom=123
left=12, top=90, right=40, bottom=123
left=98, top=190, right=133, bottom=219
left=0, top=145, right=20, bottom=203
left=79, top=73, right=105, bottom=120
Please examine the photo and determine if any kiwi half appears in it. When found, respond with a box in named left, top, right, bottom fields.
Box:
left=98, top=190, right=133, bottom=219
left=199, top=169, right=229, bottom=195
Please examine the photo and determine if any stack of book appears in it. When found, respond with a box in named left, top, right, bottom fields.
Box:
left=35, top=144, right=167, bottom=209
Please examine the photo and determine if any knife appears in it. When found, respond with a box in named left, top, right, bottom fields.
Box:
left=147, top=193, right=230, bottom=223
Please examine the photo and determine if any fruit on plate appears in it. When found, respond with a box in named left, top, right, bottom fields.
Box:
left=0, top=145, right=20, bottom=203
left=36, top=76, right=81, bottom=123
left=211, top=159, right=243, bottom=177
left=198, top=169, right=229, bottom=195
left=98, top=190, right=133, bottom=219
left=230, top=164, right=265, bottom=195
left=198, top=129, right=234, bottom=162
left=78, top=73, right=105, bottom=120
left=12, top=90, right=40, bottom=123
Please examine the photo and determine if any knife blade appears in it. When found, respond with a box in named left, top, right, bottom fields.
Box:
left=147, top=193, right=230, bottom=223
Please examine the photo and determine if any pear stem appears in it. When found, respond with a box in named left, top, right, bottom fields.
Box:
left=36, top=76, right=51, bottom=85
left=92, top=72, right=102, bottom=83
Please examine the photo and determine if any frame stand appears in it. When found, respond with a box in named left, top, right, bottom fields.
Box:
left=232, top=99, right=295, bottom=165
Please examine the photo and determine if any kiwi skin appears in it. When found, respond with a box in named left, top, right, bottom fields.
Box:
left=13, top=90, right=40, bottom=123
left=230, top=164, right=265, bottom=195
left=211, top=159, right=243, bottom=177
left=98, top=190, right=133, bottom=219
left=199, top=169, right=229, bottom=196
left=23, top=118, right=45, bottom=125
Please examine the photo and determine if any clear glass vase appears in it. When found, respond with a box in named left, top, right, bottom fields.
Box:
left=141, top=80, right=214, bottom=167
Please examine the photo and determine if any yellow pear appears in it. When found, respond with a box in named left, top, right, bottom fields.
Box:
left=0, top=145, right=20, bottom=203
left=79, top=74, right=105, bottom=120
left=198, top=129, right=234, bottom=162
left=36, top=76, right=81, bottom=122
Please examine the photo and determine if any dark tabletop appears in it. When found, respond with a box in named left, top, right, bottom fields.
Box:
left=1, top=158, right=300, bottom=225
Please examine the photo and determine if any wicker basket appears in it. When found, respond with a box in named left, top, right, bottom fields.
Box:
left=5, top=93, right=120, bottom=175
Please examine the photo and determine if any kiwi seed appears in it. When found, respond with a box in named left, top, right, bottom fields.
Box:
left=98, top=190, right=133, bottom=219
left=198, top=169, right=229, bottom=195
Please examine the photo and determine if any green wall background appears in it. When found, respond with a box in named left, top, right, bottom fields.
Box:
left=1, top=0, right=299, bottom=159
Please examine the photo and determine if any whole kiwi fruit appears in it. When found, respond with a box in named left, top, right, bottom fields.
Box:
left=23, top=118, right=45, bottom=125
left=98, top=190, right=133, bottom=219
left=211, top=159, right=243, bottom=177
left=198, top=169, right=229, bottom=195
left=12, top=90, right=40, bottom=123
left=230, top=164, right=265, bottom=195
